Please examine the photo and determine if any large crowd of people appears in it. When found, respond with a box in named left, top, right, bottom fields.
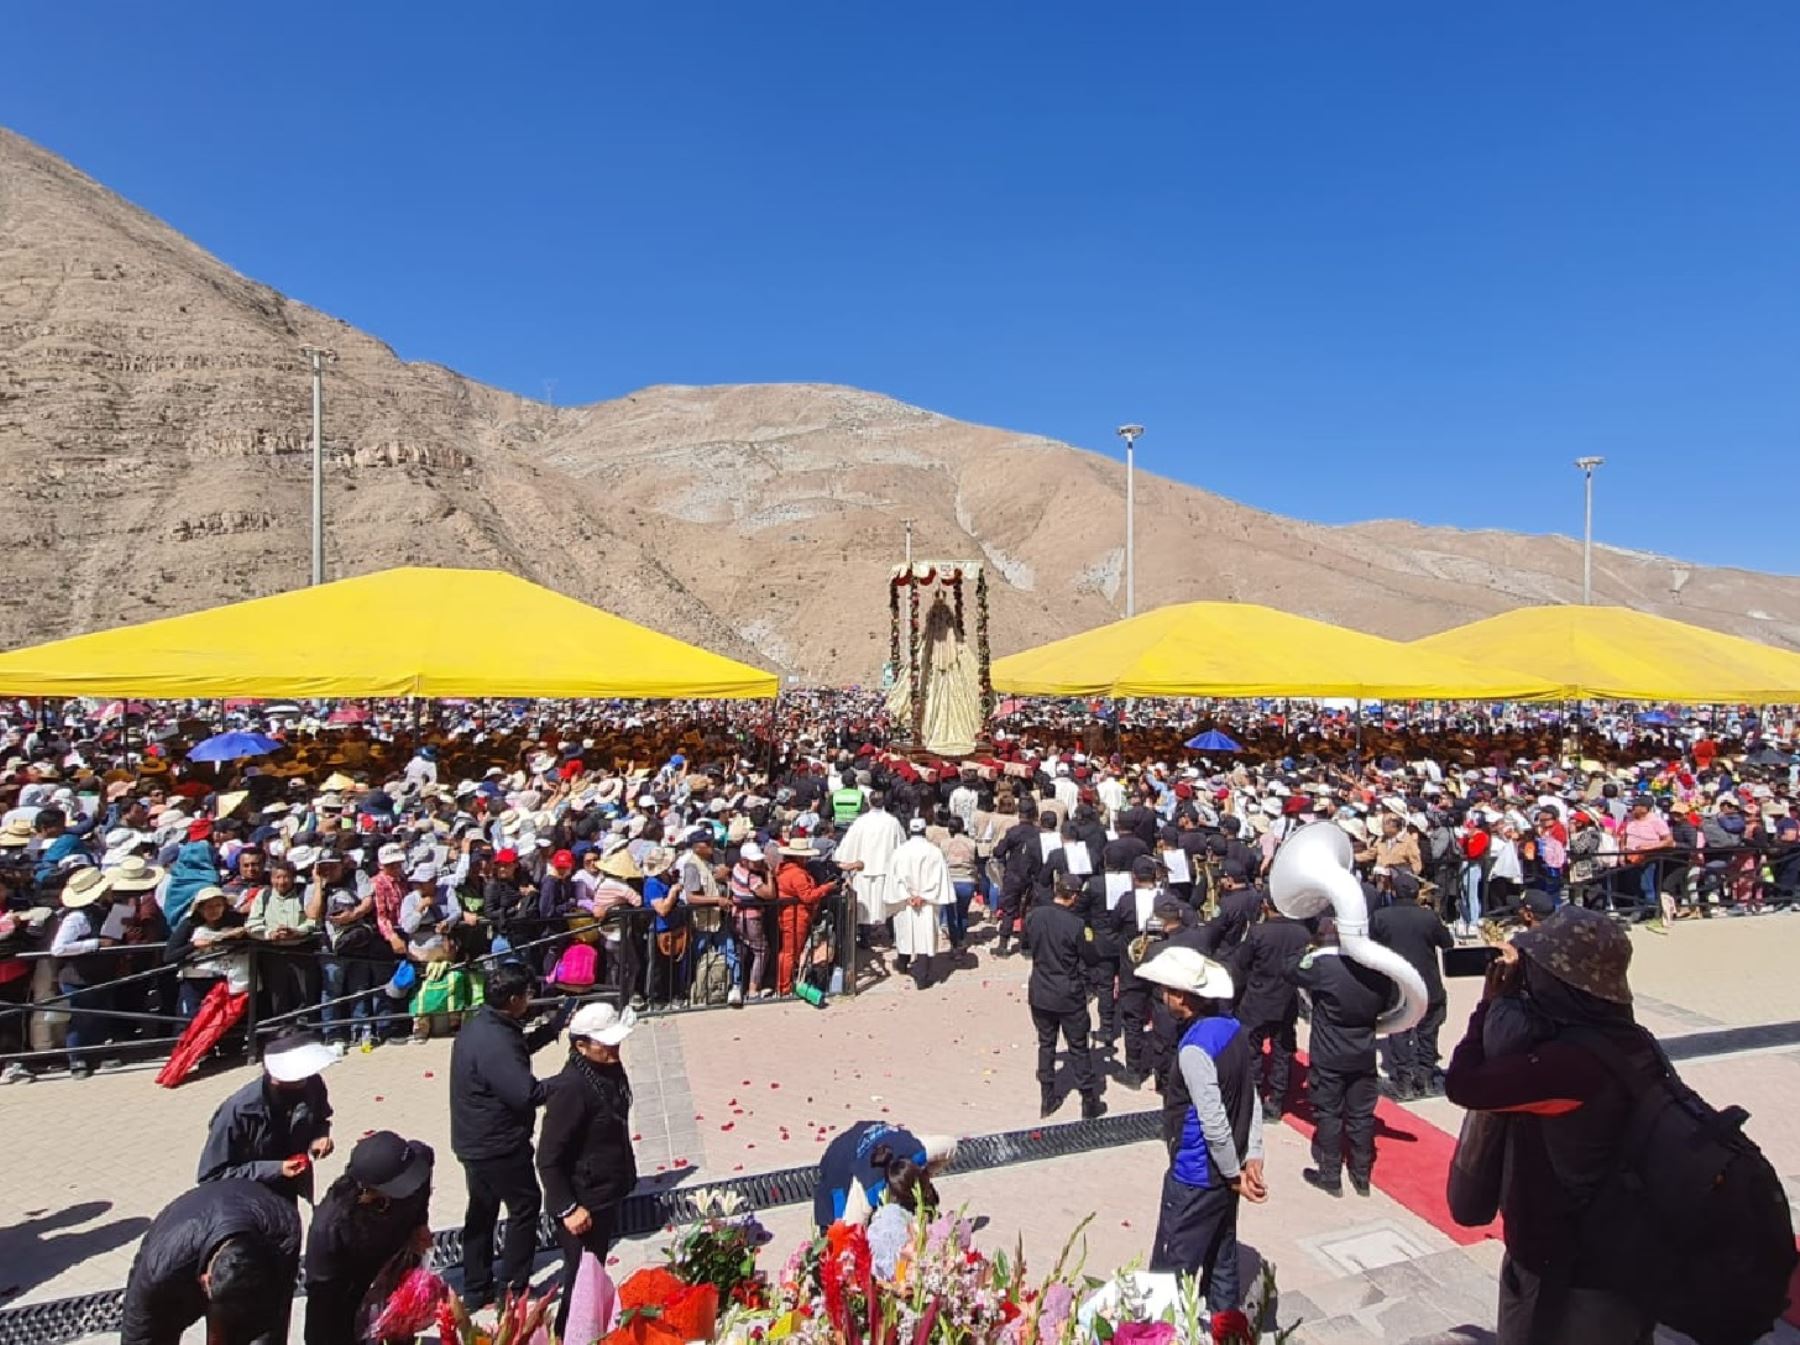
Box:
left=0, top=694, right=1796, bottom=1085
left=5, top=691, right=1797, bottom=1343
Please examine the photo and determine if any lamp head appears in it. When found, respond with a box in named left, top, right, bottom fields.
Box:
left=1574, top=455, right=1604, bottom=472
left=1116, top=424, right=1144, bottom=444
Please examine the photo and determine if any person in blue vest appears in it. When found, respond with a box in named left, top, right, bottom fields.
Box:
left=812, top=1120, right=957, bottom=1230
left=1136, top=945, right=1267, bottom=1317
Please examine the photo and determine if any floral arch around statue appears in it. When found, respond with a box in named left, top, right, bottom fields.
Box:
left=885, top=561, right=993, bottom=757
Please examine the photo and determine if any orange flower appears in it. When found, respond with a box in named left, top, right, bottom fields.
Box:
left=601, top=1268, right=719, bottom=1345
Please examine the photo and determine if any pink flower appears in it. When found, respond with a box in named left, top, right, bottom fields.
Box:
left=1113, top=1323, right=1177, bottom=1345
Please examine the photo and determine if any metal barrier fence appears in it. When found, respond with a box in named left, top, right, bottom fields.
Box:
left=0, top=1108, right=1165, bottom=1345
left=1425, top=838, right=1800, bottom=925
left=0, top=891, right=863, bottom=1071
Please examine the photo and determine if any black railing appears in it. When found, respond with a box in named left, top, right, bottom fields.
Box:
left=0, top=890, right=862, bottom=1073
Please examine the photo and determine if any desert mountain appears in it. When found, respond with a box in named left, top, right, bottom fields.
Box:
left=4, top=125, right=1799, bottom=687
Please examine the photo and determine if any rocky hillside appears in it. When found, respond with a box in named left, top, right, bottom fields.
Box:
left=4, top=126, right=1798, bottom=684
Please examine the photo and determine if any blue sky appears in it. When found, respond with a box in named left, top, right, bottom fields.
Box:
left=9, top=3, right=1799, bottom=572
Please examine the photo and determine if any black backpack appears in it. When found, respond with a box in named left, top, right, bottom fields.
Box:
left=1568, top=1026, right=1797, bottom=1345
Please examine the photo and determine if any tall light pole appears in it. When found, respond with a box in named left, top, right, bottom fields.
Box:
left=1574, top=456, right=1604, bottom=604
left=300, top=346, right=338, bottom=586
left=1117, top=424, right=1143, bottom=617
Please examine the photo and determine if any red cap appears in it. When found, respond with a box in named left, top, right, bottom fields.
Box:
left=188, top=819, right=214, bottom=842
left=551, top=848, right=575, bottom=870
left=495, top=848, right=518, bottom=864
left=1282, top=796, right=1308, bottom=816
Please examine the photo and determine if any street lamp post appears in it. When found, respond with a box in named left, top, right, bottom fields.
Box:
left=1574, top=456, right=1605, bottom=604
left=1117, top=424, right=1144, bottom=617
left=300, top=346, right=338, bottom=586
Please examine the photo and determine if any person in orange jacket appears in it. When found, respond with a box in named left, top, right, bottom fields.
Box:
left=774, top=837, right=837, bottom=995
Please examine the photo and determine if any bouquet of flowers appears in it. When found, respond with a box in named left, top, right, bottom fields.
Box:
left=665, top=1189, right=773, bottom=1314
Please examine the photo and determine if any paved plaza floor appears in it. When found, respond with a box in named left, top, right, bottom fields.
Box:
left=4, top=916, right=1800, bottom=1342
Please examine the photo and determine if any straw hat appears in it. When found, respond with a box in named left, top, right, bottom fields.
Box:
left=107, top=855, right=165, bottom=892
left=321, top=772, right=357, bottom=793
left=597, top=848, right=643, bottom=881
left=0, top=817, right=31, bottom=849
left=639, top=845, right=675, bottom=877
left=62, top=867, right=113, bottom=909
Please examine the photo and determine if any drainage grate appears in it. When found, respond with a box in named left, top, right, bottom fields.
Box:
left=0, top=1108, right=1165, bottom=1345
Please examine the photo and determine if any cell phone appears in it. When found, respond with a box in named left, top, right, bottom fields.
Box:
left=1444, top=945, right=1501, bottom=978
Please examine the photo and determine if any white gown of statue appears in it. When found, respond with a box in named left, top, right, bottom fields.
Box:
left=887, top=594, right=983, bottom=756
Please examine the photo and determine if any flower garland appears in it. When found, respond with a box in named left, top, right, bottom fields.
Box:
left=977, top=567, right=993, bottom=723
left=889, top=578, right=902, bottom=684
left=908, top=574, right=923, bottom=744
left=951, top=570, right=965, bottom=641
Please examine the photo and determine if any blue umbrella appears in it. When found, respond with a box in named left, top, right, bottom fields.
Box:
left=1185, top=729, right=1242, bottom=753
left=1636, top=710, right=1674, bottom=726
left=188, top=731, right=282, bottom=763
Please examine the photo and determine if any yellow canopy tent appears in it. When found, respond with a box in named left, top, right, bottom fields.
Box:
left=991, top=602, right=1558, bottom=700
left=1411, top=605, right=1800, bottom=704
left=0, top=568, right=778, bottom=700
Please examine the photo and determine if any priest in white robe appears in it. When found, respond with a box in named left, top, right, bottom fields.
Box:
left=834, top=790, right=907, bottom=929
left=888, top=817, right=956, bottom=989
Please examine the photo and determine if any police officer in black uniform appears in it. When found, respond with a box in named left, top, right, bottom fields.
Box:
left=1024, top=872, right=1105, bottom=1120
left=1290, top=917, right=1390, bottom=1196
left=991, top=802, right=1042, bottom=958
left=1224, top=893, right=1313, bottom=1120
left=1114, top=855, right=1166, bottom=1089
left=1201, top=861, right=1264, bottom=955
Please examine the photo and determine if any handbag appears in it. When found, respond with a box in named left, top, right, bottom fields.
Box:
left=1445, top=1108, right=1508, bottom=1226
left=655, top=925, right=692, bottom=962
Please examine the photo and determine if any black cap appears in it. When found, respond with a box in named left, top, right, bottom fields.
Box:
left=1131, top=855, right=1159, bottom=880
left=1519, top=889, right=1556, bottom=919
left=348, top=1131, right=433, bottom=1199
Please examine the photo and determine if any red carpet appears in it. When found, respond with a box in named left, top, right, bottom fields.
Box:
left=1284, top=1054, right=1500, bottom=1247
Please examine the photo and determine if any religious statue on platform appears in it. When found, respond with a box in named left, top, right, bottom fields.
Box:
left=885, top=562, right=993, bottom=757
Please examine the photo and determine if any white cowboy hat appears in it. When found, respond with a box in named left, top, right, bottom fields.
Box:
left=61, top=867, right=113, bottom=909
left=568, top=1001, right=636, bottom=1046
left=106, top=855, right=165, bottom=892
left=263, top=1034, right=339, bottom=1084
left=1135, top=946, right=1235, bottom=1000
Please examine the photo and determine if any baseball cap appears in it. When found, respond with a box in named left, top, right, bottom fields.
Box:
left=347, top=1131, right=434, bottom=1199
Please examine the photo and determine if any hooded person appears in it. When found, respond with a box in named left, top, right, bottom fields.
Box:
left=1136, top=945, right=1265, bottom=1324
left=197, top=1031, right=337, bottom=1203
left=1445, top=907, right=1660, bottom=1345
left=887, top=816, right=956, bottom=989
left=161, top=824, right=223, bottom=931
left=833, top=789, right=907, bottom=937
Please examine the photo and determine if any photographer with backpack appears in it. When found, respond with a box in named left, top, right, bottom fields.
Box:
left=1446, top=906, right=1795, bottom=1345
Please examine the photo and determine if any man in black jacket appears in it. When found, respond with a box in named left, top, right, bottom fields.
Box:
left=538, top=1002, right=639, bottom=1340
left=1200, top=863, right=1263, bottom=956
left=121, top=1178, right=301, bottom=1345
left=450, top=961, right=567, bottom=1308
left=991, top=806, right=1042, bottom=957
left=1024, top=873, right=1104, bottom=1120
left=197, top=1032, right=335, bottom=1203
left=1370, top=870, right=1454, bottom=1099
left=1225, top=896, right=1313, bottom=1121
left=1291, top=919, right=1391, bottom=1197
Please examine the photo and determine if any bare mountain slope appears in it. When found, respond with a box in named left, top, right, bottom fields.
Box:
left=4, top=125, right=1799, bottom=685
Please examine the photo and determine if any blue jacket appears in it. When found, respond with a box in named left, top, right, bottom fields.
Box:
left=162, top=842, right=221, bottom=929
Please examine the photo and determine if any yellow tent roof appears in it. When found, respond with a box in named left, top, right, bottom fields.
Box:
left=1412, top=605, right=1800, bottom=704
left=991, top=602, right=1558, bottom=701
left=0, top=568, right=778, bottom=700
